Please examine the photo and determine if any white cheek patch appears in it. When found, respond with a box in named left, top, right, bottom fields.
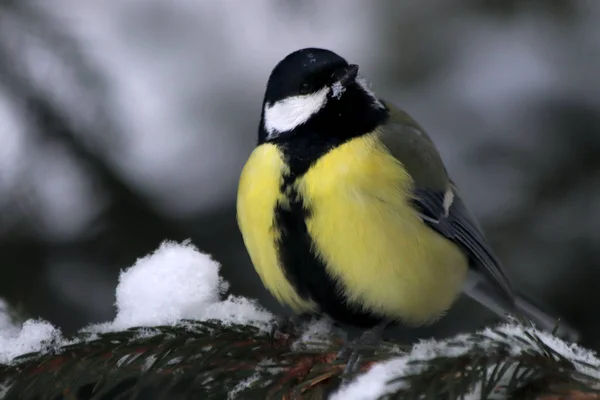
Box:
left=264, top=87, right=330, bottom=138
left=356, top=76, right=385, bottom=110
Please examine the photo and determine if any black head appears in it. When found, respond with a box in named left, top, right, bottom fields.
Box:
left=264, top=48, right=354, bottom=104
left=258, top=48, right=388, bottom=144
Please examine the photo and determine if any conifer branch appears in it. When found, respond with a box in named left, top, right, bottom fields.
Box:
left=0, top=321, right=598, bottom=400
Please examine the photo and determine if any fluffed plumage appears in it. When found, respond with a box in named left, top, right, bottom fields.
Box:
left=237, top=48, right=578, bottom=342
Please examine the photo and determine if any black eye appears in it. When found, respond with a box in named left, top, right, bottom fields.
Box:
left=299, top=82, right=312, bottom=95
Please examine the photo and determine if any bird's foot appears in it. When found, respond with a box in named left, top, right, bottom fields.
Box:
left=269, top=314, right=307, bottom=345
left=336, top=322, right=388, bottom=383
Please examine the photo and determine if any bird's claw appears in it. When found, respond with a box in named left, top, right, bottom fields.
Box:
left=336, top=323, right=388, bottom=383
left=269, top=314, right=305, bottom=345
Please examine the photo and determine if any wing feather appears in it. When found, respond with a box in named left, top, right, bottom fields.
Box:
left=380, top=99, right=515, bottom=307
left=412, top=187, right=515, bottom=306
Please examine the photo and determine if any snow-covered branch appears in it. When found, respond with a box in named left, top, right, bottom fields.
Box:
left=1, top=242, right=598, bottom=399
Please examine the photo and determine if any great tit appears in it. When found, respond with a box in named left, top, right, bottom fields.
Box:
left=236, top=48, right=578, bottom=347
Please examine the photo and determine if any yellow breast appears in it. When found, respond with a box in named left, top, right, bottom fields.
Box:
left=237, top=134, right=468, bottom=326
left=236, top=144, right=316, bottom=313
left=297, top=133, right=468, bottom=325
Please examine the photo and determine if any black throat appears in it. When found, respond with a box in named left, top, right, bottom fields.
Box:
left=259, top=84, right=389, bottom=177
left=265, top=87, right=390, bottom=327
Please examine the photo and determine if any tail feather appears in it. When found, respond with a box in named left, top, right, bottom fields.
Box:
left=463, top=271, right=580, bottom=343
left=513, top=292, right=579, bottom=343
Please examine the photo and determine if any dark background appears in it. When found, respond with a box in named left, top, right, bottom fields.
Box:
left=1, top=0, right=599, bottom=349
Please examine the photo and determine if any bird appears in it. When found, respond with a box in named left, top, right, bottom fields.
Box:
left=236, top=48, right=579, bottom=368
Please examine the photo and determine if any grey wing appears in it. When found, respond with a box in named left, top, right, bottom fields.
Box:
left=413, top=186, right=583, bottom=339
left=378, top=103, right=580, bottom=340
left=377, top=101, right=516, bottom=310
left=411, top=185, right=516, bottom=309
left=412, top=186, right=580, bottom=340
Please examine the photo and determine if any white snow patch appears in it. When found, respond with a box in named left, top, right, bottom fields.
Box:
left=200, top=295, right=273, bottom=331
left=228, top=371, right=261, bottom=399
left=0, top=241, right=274, bottom=366
left=331, top=81, right=346, bottom=99
left=142, top=355, right=158, bottom=372
left=107, top=240, right=272, bottom=331
left=479, top=323, right=600, bottom=380
left=228, top=359, right=285, bottom=399
left=291, top=318, right=334, bottom=351
left=0, top=320, right=62, bottom=364
left=332, top=323, right=596, bottom=400
left=110, top=240, right=228, bottom=329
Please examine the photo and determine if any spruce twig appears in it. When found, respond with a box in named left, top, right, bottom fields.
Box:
left=0, top=321, right=599, bottom=400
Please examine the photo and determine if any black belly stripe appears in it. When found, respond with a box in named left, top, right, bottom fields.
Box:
left=265, top=87, right=390, bottom=328
left=274, top=178, right=384, bottom=328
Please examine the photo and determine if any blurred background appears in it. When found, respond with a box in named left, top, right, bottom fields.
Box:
left=1, top=0, right=599, bottom=349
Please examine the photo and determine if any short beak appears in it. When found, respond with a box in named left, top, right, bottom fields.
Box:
left=335, top=64, right=359, bottom=87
